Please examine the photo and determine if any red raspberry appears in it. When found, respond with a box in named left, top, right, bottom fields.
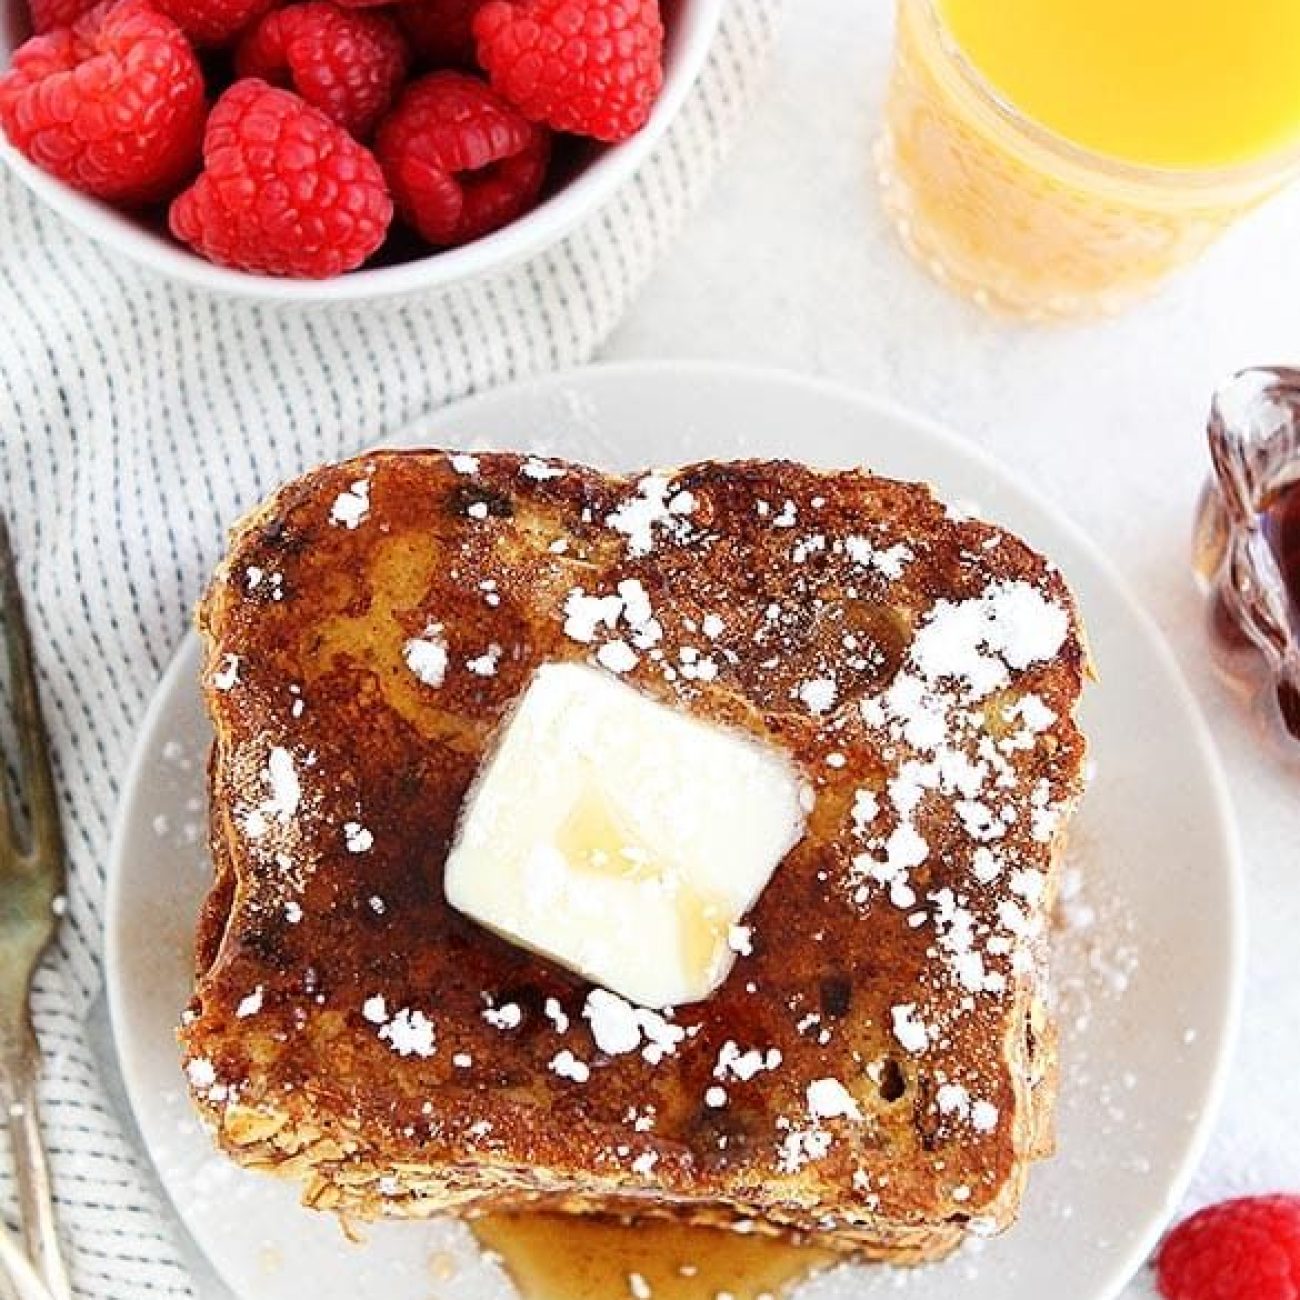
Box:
left=236, top=3, right=409, bottom=138
left=170, top=80, right=392, bottom=276
left=153, top=0, right=275, bottom=48
left=375, top=71, right=548, bottom=247
left=395, top=0, right=483, bottom=69
left=28, top=0, right=97, bottom=35
left=1157, top=1196, right=1300, bottom=1300
left=0, top=0, right=204, bottom=203
left=473, top=0, right=663, bottom=143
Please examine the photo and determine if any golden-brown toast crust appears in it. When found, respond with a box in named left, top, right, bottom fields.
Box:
left=181, top=450, right=1088, bottom=1255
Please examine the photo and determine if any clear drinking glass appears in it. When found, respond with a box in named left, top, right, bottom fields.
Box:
left=1193, top=368, right=1300, bottom=750
left=877, top=0, right=1300, bottom=320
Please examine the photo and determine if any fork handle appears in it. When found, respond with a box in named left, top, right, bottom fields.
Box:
left=0, top=1217, right=54, bottom=1300
left=0, top=1234, right=24, bottom=1300
left=3, top=1061, right=70, bottom=1300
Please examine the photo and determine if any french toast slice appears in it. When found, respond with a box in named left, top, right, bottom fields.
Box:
left=181, top=449, right=1089, bottom=1260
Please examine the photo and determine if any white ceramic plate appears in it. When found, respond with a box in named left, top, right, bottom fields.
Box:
left=105, top=362, right=1243, bottom=1300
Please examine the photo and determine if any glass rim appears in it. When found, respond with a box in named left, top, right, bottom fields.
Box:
left=913, top=0, right=1300, bottom=192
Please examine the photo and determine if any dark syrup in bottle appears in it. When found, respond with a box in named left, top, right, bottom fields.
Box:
left=1262, top=478, right=1300, bottom=601
left=1261, top=479, right=1300, bottom=736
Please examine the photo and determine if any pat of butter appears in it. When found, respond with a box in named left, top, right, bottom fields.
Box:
left=445, top=662, right=808, bottom=1009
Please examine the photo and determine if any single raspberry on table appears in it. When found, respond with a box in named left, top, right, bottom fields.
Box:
left=473, top=0, right=663, bottom=143
left=153, top=0, right=275, bottom=48
left=170, top=80, right=392, bottom=276
left=1157, top=1195, right=1300, bottom=1300
left=236, top=2, right=409, bottom=137
left=395, top=0, right=483, bottom=69
left=374, top=70, right=548, bottom=247
left=27, top=0, right=97, bottom=35
left=0, top=0, right=204, bottom=203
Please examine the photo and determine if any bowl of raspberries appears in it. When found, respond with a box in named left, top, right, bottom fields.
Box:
left=0, top=0, right=721, bottom=296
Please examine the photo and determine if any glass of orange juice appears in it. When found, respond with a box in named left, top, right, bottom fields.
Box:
left=877, top=0, right=1300, bottom=319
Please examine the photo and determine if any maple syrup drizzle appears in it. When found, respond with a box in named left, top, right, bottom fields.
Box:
left=472, top=1214, right=839, bottom=1300
left=556, top=783, right=730, bottom=976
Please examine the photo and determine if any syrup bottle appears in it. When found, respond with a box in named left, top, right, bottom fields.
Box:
left=1193, top=367, right=1300, bottom=745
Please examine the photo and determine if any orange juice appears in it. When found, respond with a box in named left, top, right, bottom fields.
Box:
left=938, top=0, right=1300, bottom=170
left=878, top=0, right=1300, bottom=318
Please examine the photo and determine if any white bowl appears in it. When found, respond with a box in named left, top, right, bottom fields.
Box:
left=0, top=0, right=723, bottom=301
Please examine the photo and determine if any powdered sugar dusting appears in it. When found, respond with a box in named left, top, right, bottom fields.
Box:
left=713, top=1041, right=782, bottom=1082
left=378, top=1007, right=436, bottom=1058
left=404, top=624, right=448, bottom=688
left=329, top=478, right=370, bottom=529
left=482, top=1001, right=522, bottom=1031
left=212, top=654, right=240, bottom=691
left=844, top=535, right=913, bottom=580
left=343, top=822, right=374, bottom=854
left=891, top=1003, right=930, bottom=1054
left=549, top=1050, right=590, bottom=1083
left=240, top=746, right=302, bottom=840
left=466, top=645, right=503, bottom=677
left=841, top=571, right=1081, bottom=1082
left=606, top=473, right=696, bottom=557
left=522, top=457, right=565, bottom=481
left=563, top=590, right=623, bottom=643
left=798, top=677, right=838, bottom=715
left=582, top=989, right=688, bottom=1064
left=235, top=987, right=264, bottom=1019
left=806, top=1077, right=862, bottom=1122
left=911, top=581, right=1069, bottom=694
left=595, top=640, right=638, bottom=674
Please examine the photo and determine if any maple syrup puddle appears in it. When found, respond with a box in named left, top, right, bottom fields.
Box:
left=472, top=1213, right=839, bottom=1300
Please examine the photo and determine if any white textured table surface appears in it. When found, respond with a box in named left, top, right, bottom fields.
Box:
left=606, top=1, right=1300, bottom=1287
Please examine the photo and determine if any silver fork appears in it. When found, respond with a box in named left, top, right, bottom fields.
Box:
left=0, top=519, right=72, bottom=1300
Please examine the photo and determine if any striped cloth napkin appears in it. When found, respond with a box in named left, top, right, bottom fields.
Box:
left=0, top=4, right=782, bottom=1294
